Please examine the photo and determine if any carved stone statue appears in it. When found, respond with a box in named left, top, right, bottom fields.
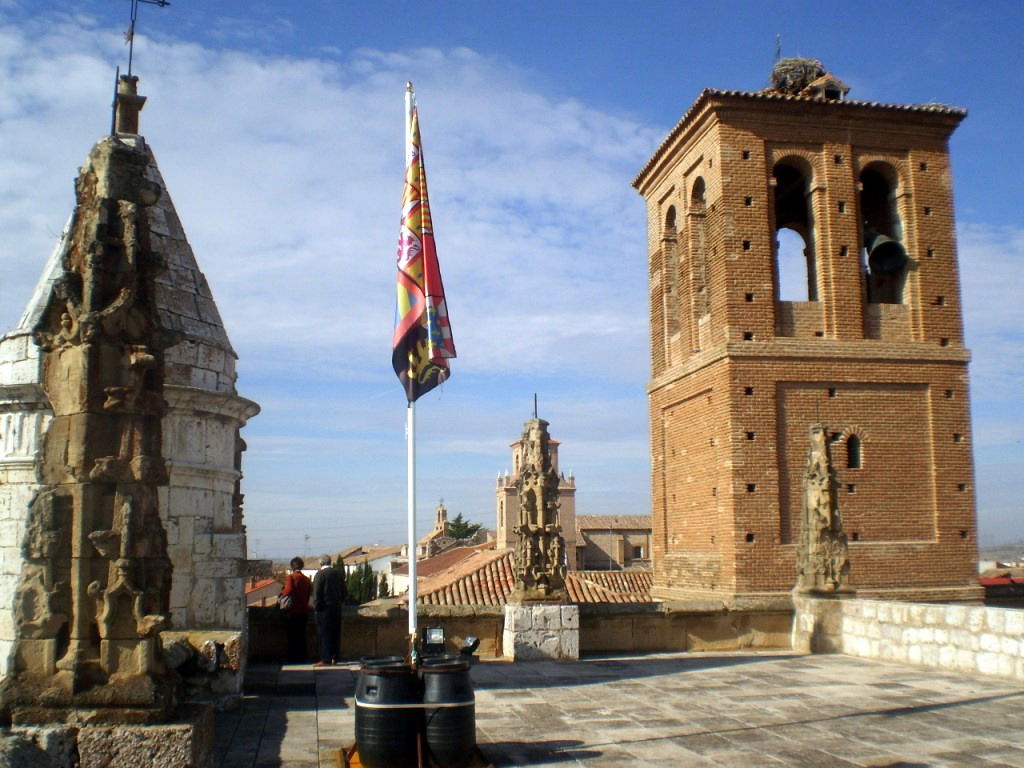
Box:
left=509, top=418, right=567, bottom=603
left=0, top=123, right=179, bottom=724
left=795, top=424, right=851, bottom=593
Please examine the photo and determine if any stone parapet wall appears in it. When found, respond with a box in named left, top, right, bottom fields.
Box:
left=248, top=601, right=793, bottom=661
left=794, top=596, right=1024, bottom=682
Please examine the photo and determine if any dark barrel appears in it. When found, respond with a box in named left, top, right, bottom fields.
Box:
left=355, top=658, right=420, bottom=768
left=422, top=657, right=476, bottom=768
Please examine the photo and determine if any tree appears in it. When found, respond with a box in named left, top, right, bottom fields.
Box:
left=347, top=562, right=377, bottom=604
left=448, top=512, right=482, bottom=540
left=378, top=572, right=390, bottom=598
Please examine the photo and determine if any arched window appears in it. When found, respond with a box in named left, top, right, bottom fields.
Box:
left=776, top=227, right=811, bottom=301
left=691, top=177, right=706, bottom=208
left=773, top=161, right=817, bottom=301
left=665, top=206, right=677, bottom=231
left=860, top=164, right=906, bottom=304
left=846, top=434, right=862, bottom=469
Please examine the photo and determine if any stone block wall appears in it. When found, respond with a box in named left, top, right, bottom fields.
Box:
left=794, top=596, right=1024, bottom=682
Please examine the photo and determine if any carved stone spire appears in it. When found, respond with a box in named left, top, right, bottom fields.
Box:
left=0, top=130, right=179, bottom=723
left=509, top=417, right=567, bottom=603
left=795, top=424, right=851, bottom=594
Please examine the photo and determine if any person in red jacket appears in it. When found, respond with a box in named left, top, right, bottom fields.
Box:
left=280, top=557, right=312, bottom=664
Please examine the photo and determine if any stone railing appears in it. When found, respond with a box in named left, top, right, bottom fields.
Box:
left=793, top=595, right=1024, bottom=682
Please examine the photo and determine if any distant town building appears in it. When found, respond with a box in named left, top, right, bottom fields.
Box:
left=633, top=58, right=979, bottom=603
left=576, top=515, right=652, bottom=570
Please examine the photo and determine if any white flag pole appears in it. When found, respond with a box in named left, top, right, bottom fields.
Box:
left=404, top=82, right=418, bottom=657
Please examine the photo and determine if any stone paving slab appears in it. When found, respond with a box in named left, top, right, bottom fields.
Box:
left=214, top=651, right=1024, bottom=767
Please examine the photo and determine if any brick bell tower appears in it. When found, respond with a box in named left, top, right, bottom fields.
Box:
left=633, top=59, right=980, bottom=604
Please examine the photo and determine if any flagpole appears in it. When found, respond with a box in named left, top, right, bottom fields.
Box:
left=404, top=81, right=418, bottom=657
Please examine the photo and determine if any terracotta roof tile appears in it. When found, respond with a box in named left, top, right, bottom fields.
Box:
left=245, top=578, right=279, bottom=594
left=411, top=549, right=653, bottom=606
left=392, top=541, right=494, bottom=577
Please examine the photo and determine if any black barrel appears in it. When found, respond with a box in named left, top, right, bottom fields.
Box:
left=422, top=657, right=476, bottom=768
left=355, top=658, right=420, bottom=768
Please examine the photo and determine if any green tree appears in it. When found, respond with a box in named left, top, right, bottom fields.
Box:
left=347, top=562, right=377, bottom=604
left=448, top=512, right=483, bottom=540
left=378, top=572, right=390, bottom=598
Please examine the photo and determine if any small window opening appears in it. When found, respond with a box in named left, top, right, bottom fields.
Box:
left=924, top=206, right=932, bottom=216
left=742, top=150, right=751, bottom=160
left=838, top=201, right=846, bottom=213
left=944, top=389, right=954, bottom=399
left=959, top=529, right=968, bottom=539
left=847, top=435, right=862, bottom=468
left=927, top=248, right=935, bottom=258
left=940, top=338, right=950, bottom=346
left=847, top=483, right=856, bottom=494
left=746, top=483, right=757, bottom=493
left=935, top=296, right=945, bottom=306
left=745, top=292, right=755, bottom=302
left=852, top=532, right=861, bottom=542
left=830, top=432, right=841, bottom=443
left=957, top=483, right=966, bottom=492
left=840, top=245, right=848, bottom=257
left=814, top=330, right=824, bottom=337
left=744, top=386, right=754, bottom=396
left=834, top=154, right=843, bottom=165
left=828, top=388, right=837, bottom=398
left=920, top=161, right=928, bottom=171
left=742, top=240, right=751, bottom=251
left=745, top=533, right=756, bottom=542
left=744, top=196, right=753, bottom=206
left=746, top=431, right=755, bottom=441
left=953, top=433, right=963, bottom=443
left=742, top=331, right=754, bottom=341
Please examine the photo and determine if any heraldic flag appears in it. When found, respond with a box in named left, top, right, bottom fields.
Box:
left=392, top=100, right=456, bottom=402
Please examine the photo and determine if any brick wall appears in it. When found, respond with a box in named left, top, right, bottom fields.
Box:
left=637, top=91, right=978, bottom=603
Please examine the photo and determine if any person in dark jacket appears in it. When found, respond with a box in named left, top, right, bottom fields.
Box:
left=280, top=557, right=312, bottom=663
left=312, top=553, right=346, bottom=665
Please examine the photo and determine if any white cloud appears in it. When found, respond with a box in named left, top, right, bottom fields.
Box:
left=2, top=9, right=1021, bottom=552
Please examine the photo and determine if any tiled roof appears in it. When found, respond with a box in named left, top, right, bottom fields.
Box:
left=576, top=515, right=651, bottom=531
left=392, top=541, right=495, bottom=577
left=633, top=88, right=967, bottom=188
left=413, top=549, right=653, bottom=606
left=342, top=545, right=404, bottom=566
left=245, top=578, right=280, bottom=595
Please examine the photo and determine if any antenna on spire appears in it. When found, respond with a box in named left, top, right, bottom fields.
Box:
left=775, top=34, right=782, bottom=62
left=125, top=0, right=171, bottom=78
left=533, top=393, right=538, bottom=419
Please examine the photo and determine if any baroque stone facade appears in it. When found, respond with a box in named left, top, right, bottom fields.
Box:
left=633, top=60, right=979, bottom=603
left=0, top=79, right=258, bottom=703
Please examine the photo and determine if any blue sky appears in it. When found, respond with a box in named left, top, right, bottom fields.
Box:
left=1, top=1, right=1022, bottom=557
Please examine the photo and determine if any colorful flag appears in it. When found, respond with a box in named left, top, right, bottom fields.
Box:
left=392, top=103, right=456, bottom=402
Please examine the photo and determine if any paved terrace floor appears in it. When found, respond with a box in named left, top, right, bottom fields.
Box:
left=214, top=651, right=1024, bottom=767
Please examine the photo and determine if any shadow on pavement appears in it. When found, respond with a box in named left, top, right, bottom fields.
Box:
left=480, top=740, right=602, bottom=766
left=471, top=652, right=797, bottom=689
